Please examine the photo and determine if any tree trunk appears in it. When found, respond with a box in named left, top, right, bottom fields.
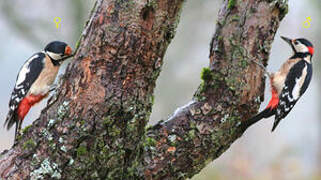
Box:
left=0, top=0, right=288, bottom=179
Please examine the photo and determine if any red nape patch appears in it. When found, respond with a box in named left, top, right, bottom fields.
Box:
left=266, top=88, right=279, bottom=110
left=17, top=94, right=46, bottom=120
left=65, top=46, right=72, bottom=56
left=308, top=46, right=314, bottom=55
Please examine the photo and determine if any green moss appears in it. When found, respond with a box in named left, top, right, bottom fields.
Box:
left=190, top=121, right=196, bottom=129
left=188, top=129, right=196, bottom=139
left=201, top=67, right=212, bottom=81
left=280, top=5, right=288, bottom=18
left=144, top=137, right=157, bottom=147
left=77, top=146, right=87, bottom=156
left=227, top=0, right=236, bottom=9
left=250, top=6, right=257, bottom=13
left=200, top=68, right=225, bottom=85
left=15, top=133, right=23, bottom=142
left=276, top=5, right=288, bottom=20
left=74, top=38, right=81, bottom=54
left=110, top=127, right=121, bottom=137
left=23, top=139, right=36, bottom=150
left=151, top=95, right=155, bottom=105
left=127, top=160, right=140, bottom=177
left=239, top=59, right=248, bottom=68
left=22, top=125, right=32, bottom=134
left=269, top=0, right=289, bottom=19
left=146, top=0, right=157, bottom=8
left=145, top=124, right=152, bottom=131
left=103, top=116, right=112, bottom=126
left=230, top=15, right=240, bottom=22
left=225, top=77, right=237, bottom=91
left=49, top=142, right=56, bottom=150
left=196, top=67, right=224, bottom=101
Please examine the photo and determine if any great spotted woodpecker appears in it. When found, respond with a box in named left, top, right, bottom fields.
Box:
left=241, top=36, right=314, bottom=132
left=4, top=41, right=72, bottom=141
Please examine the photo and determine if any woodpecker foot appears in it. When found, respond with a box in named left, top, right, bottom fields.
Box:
left=49, top=84, right=57, bottom=92
left=250, top=59, right=271, bottom=78
left=13, top=131, right=22, bottom=145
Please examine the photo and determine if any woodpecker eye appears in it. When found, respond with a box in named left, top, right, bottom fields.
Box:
left=294, top=41, right=299, bottom=45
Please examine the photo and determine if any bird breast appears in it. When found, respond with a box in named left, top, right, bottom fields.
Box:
left=271, top=58, right=301, bottom=95
left=29, top=56, right=59, bottom=95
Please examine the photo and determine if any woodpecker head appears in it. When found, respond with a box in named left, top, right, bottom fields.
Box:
left=44, top=41, right=73, bottom=61
left=281, top=36, right=314, bottom=56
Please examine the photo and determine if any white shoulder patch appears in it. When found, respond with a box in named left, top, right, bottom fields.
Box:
left=292, top=65, right=307, bottom=100
left=15, top=54, right=39, bottom=88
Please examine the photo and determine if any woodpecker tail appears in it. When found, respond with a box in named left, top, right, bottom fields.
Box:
left=4, top=109, right=22, bottom=143
left=271, top=115, right=283, bottom=132
left=240, top=87, right=279, bottom=132
left=5, top=95, right=45, bottom=143
left=4, top=109, right=18, bottom=130
left=240, top=108, right=275, bottom=132
left=4, top=109, right=24, bottom=142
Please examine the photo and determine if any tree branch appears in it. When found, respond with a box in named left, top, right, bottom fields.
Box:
left=142, top=0, right=288, bottom=179
left=0, top=0, right=288, bottom=179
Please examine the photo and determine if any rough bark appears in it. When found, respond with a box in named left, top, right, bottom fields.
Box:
left=0, top=0, right=288, bottom=179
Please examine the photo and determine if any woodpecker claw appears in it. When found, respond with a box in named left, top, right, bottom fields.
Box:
left=250, top=59, right=271, bottom=78
left=49, top=84, right=57, bottom=92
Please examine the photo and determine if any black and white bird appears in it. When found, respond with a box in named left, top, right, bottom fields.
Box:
left=241, top=36, right=314, bottom=131
left=4, top=41, right=72, bottom=142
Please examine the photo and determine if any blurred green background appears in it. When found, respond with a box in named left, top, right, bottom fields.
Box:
left=0, top=1, right=320, bottom=179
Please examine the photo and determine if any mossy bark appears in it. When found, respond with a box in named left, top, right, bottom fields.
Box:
left=143, top=0, right=288, bottom=179
left=0, top=0, right=288, bottom=179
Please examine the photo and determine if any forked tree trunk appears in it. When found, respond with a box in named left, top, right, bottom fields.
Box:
left=0, top=0, right=288, bottom=179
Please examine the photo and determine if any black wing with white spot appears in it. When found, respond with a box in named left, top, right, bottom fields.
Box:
left=4, top=52, right=45, bottom=130
left=272, top=60, right=312, bottom=131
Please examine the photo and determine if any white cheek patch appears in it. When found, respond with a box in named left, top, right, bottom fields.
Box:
left=15, top=54, right=39, bottom=88
left=46, top=51, right=62, bottom=61
left=295, top=44, right=309, bottom=53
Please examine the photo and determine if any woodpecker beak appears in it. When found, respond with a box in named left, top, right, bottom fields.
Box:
left=281, top=36, right=292, bottom=44
left=58, top=46, right=74, bottom=62
left=281, top=36, right=296, bottom=53
left=64, top=46, right=72, bottom=56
